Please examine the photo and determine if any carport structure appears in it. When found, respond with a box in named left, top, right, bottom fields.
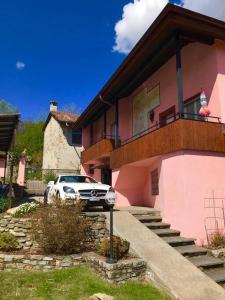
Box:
left=0, top=113, right=20, bottom=183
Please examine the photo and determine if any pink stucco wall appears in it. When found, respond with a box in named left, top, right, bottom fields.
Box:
left=112, top=156, right=161, bottom=208
left=112, top=165, right=149, bottom=206
left=93, top=116, right=104, bottom=144
left=119, top=97, right=133, bottom=141
left=215, top=40, right=225, bottom=122
left=119, top=42, right=223, bottom=136
left=80, top=164, right=102, bottom=182
left=106, top=105, right=115, bottom=137
left=0, top=158, right=5, bottom=178
left=82, top=126, right=90, bottom=149
left=159, top=151, right=225, bottom=244
left=17, top=157, right=26, bottom=186
left=113, top=151, right=225, bottom=244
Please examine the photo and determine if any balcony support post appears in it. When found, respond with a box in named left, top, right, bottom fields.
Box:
left=175, top=33, right=184, bottom=117
left=115, top=98, right=119, bottom=148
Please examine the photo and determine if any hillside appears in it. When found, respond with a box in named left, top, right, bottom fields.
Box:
left=16, top=121, right=44, bottom=167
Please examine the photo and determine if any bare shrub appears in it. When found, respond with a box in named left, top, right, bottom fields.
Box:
left=97, top=235, right=130, bottom=260
left=31, top=202, right=89, bottom=254
left=209, top=231, right=225, bottom=249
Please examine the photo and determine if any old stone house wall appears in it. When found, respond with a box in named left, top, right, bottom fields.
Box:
left=42, top=117, right=83, bottom=172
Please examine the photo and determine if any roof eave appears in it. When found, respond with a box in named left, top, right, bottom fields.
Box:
left=73, top=3, right=225, bottom=129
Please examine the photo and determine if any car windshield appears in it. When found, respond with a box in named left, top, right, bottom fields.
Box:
left=59, top=176, right=97, bottom=183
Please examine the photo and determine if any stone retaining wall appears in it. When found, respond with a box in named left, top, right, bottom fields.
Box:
left=84, top=253, right=147, bottom=283
left=0, top=213, right=107, bottom=252
left=0, top=216, right=34, bottom=251
left=0, top=252, right=147, bottom=284
left=0, top=254, right=83, bottom=271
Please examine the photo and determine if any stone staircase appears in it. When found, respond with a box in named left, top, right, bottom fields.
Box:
left=132, top=211, right=225, bottom=287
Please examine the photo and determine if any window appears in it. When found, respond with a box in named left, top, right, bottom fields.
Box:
left=159, top=106, right=176, bottom=126
left=151, top=169, right=159, bottom=195
left=59, top=175, right=97, bottom=183
left=72, top=128, right=82, bottom=145
left=133, top=85, right=160, bottom=135
left=184, top=97, right=202, bottom=120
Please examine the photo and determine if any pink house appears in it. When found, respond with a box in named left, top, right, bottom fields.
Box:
left=75, top=5, right=225, bottom=244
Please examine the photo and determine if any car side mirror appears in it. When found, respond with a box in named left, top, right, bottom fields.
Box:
left=48, top=181, right=54, bottom=186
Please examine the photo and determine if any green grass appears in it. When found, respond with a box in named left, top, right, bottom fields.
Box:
left=0, top=266, right=169, bottom=300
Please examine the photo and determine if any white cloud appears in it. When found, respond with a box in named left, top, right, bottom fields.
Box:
left=183, top=0, right=225, bottom=21
left=16, top=61, right=25, bottom=70
left=113, top=0, right=168, bottom=54
left=113, top=0, right=225, bottom=55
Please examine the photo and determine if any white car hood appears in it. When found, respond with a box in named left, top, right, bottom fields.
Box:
left=58, top=182, right=110, bottom=191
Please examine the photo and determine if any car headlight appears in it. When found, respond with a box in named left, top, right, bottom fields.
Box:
left=108, top=186, right=115, bottom=192
left=63, top=186, right=75, bottom=193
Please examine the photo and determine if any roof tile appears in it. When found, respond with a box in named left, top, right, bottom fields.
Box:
left=51, top=111, right=79, bottom=123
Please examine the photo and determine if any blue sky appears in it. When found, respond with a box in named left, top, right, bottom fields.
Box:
left=0, top=0, right=180, bottom=120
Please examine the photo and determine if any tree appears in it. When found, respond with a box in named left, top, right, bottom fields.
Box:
left=15, top=121, right=44, bottom=167
left=61, top=102, right=81, bottom=115
left=0, top=100, right=18, bottom=113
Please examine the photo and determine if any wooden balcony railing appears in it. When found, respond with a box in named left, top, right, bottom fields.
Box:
left=81, top=139, right=114, bottom=164
left=110, top=118, right=225, bottom=169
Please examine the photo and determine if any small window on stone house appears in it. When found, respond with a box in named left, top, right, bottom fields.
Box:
left=72, top=128, right=82, bottom=145
left=151, top=169, right=159, bottom=195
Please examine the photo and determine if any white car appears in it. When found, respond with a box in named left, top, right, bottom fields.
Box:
left=46, top=174, right=115, bottom=210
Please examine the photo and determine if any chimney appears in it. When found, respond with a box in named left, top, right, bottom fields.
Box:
left=50, top=101, right=58, bottom=112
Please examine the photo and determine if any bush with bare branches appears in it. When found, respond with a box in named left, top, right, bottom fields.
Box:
left=31, top=202, right=89, bottom=254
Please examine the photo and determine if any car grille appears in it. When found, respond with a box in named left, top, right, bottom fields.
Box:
left=78, top=189, right=108, bottom=198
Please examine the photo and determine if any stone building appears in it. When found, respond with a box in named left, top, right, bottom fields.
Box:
left=42, top=101, right=82, bottom=173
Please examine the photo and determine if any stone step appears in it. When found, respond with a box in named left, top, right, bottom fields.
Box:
left=162, top=236, right=195, bottom=247
left=126, top=207, right=160, bottom=216
left=188, top=256, right=224, bottom=269
left=136, top=215, right=162, bottom=223
left=174, top=245, right=208, bottom=257
left=151, top=228, right=181, bottom=237
left=144, top=222, right=170, bottom=229
left=204, top=268, right=225, bottom=284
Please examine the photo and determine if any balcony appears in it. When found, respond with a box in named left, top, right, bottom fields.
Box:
left=81, top=138, right=114, bottom=164
left=110, top=118, right=225, bottom=169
